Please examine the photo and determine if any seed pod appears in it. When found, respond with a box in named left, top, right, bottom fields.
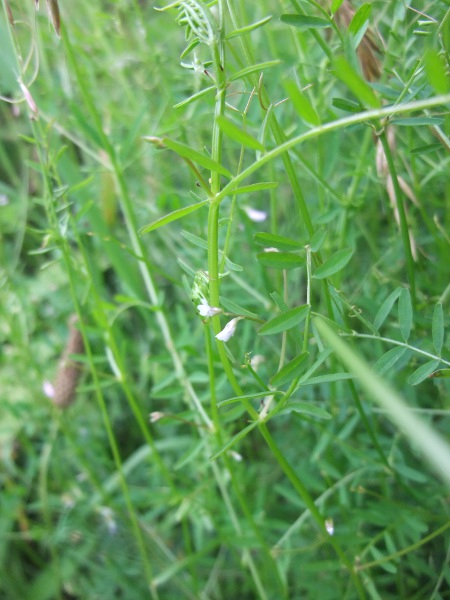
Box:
left=52, top=315, right=84, bottom=408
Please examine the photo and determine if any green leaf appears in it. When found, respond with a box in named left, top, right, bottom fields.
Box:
left=313, top=248, right=353, bottom=279
left=209, top=420, right=259, bottom=461
left=180, top=37, right=200, bottom=59
left=333, top=56, right=381, bottom=108
left=219, top=297, right=258, bottom=319
left=254, top=232, right=303, bottom=251
left=257, top=251, right=305, bottom=270
left=173, top=85, right=215, bottom=109
left=374, top=346, right=407, bottom=375
left=217, top=391, right=279, bottom=408
left=139, top=199, right=209, bottom=234
left=314, top=317, right=450, bottom=486
left=398, top=288, right=412, bottom=342
left=410, top=143, right=442, bottom=155
left=181, top=230, right=208, bottom=249
left=390, top=117, right=445, bottom=126
left=259, top=305, right=310, bottom=336
left=230, top=181, right=278, bottom=195
left=309, top=228, right=326, bottom=252
left=299, top=372, right=355, bottom=386
left=281, top=14, right=332, bottom=29
left=143, top=136, right=233, bottom=178
left=224, top=256, right=244, bottom=272
left=348, top=3, right=371, bottom=38
left=432, top=303, right=444, bottom=356
left=331, top=0, right=345, bottom=11
left=373, top=288, right=402, bottom=331
left=226, top=15, right=272, bottom=40
left=285, top=80, right=320, bottom=126
left=429, top=369, right=450, bottom=379
left=281, top=401, right=332, bottom=419
left=217, top=116, right=265, bottom=151
left=424, top=48, right=450, bottom=95
left=408, top=360, right=440, bottom=386
left=229, top=60, right=281, bottom=82
left=270, top=352, right=309, bottom=387
left=332, top=97, right=363, bottom=113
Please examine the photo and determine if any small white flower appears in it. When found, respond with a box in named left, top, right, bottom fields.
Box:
left=43, top=380, right=55, bottom=398
left=263, top=247, right=279, bottom=253
left=244, top=207, right=268, bottom=222
left=149, top=411, right=165, bottom=423
left=216, top=317, right=242, bottom=342
left=197, top=298, right=222, bottom=318
left=325, top=518, right=334, bottom=536
left=230, top=450, right=243, bottom=462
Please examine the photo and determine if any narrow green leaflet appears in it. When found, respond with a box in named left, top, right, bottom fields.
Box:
left=310, top=228, right=326, bottom=252
left=333, top=56, right=380, bottom=108
left=373, top=288, right=402, bottom=331
left=217, top=116, right=265, bottom=151
left=313, top=248, right=353, bottom=279
left=280, top=14, right=331, bottom=29
left=143, top=136, right=233, bottom=178
left=332, top=97, right=363, bottom=113
left=424, top=48, right=449, bottom=94
left=390, top=117, right=444, bottom=126
left=219, top=297, right=258, bottom=318
left=257, top=252, right=305, bottom=269
left=398, top=288, right=412, bottom=342
left=280, top=401, right=332, bottom=420
left=181, top=230, right=208, bottom=249
left=229, top=60, right=281, bottom=82
left=173, top=85, right=215, bottom=109
left=408, top=360, right=441, bottom=386
left=229, top=181, right=278, bottom=195
left=259, top=305, right=310, bottom=336
left=348, top=3, right=371, bottom=38
left=139, top=199, right=209, bottom=234
left=216, top=391, right=278, bottom=408
left=331, top=0, right=345, bottom=11
left=209, top=420, right=259, bottom=461
left=299, top=372, right=355, bottom=386
left=374, top=346, right=407, bottom=376
left=432, top=303, right=444, bottom=356
left=254, top=232, right=303, bottom=251
left=226, top=15, right=272, bottom=40
left=285, top=80, right=320, bottom=126
left=270, top=352, right=309, bottom=387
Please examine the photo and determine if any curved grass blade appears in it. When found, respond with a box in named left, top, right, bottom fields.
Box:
left=314, top=317, right=450, bottom=486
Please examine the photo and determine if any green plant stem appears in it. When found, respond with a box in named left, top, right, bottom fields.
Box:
left=215, top=96, right=450, bottom=203
left=60, top=22, right=213, bottom=431
left=378, top=130, right=416, bottom=305
left=357, top=520, right=450, bottom=571
left=341, top=332, right=450, bottom=366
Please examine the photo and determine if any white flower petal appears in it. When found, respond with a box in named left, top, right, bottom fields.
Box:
left=197, top=298, right=222, bottom=318
left=216, top=317, right=240, bottom=342
left=244, top=207, right=268, bottom=222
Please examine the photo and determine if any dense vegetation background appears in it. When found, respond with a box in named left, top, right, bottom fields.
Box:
left=0, top=0, right=449, bottom=598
